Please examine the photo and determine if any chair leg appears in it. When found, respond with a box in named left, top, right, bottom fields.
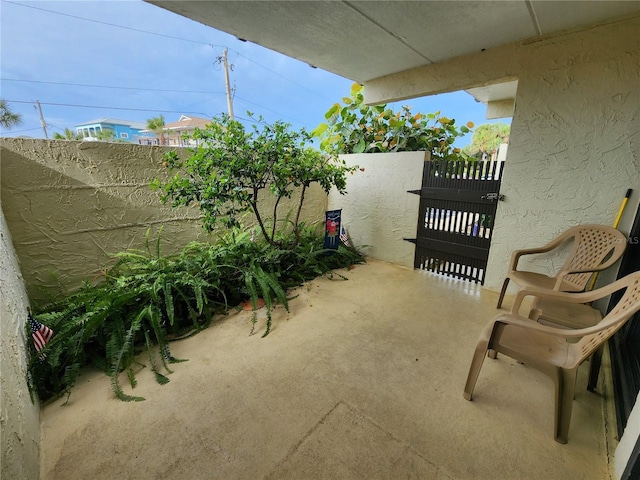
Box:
left=587, top=346, right=604, bottom=392
left=496, top=278, right=510, bottom=309
left=554, top=368, right=577, bottom=444
left=464, top=338, right=491, bottom=401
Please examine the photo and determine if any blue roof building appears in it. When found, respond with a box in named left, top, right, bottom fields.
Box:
left=75, top=118, right=156, bottom=143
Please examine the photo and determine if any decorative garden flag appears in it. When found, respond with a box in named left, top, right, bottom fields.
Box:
left=324, top=209, right=342, bottom=250
left=28, top=308, right=54, bottom=355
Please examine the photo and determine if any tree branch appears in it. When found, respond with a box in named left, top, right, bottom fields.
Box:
left=251, top=187, right=272, bottom=245
left=292, top=184, right=307, bottom=248
left=271, top=194, right=283, bottom=243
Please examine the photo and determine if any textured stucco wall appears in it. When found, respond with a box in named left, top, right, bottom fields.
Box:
left=487, top=16, right=640, bottom=292
left=367, top=15, right=640, bottom=292
left=365, top=14, right=640, bottom=473
left=328, top=152, right=427, bottom=268
left=0, top=139, right=327, bottom=305
left=1, top=201, right=40, bottom=480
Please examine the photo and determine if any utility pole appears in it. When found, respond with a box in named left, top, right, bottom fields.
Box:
left=35, top=100, right=49, bottom=139
left=222, top=48, right=235, bottom=120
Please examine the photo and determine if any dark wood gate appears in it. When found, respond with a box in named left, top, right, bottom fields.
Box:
left=407, top=157, right=504, bottom=284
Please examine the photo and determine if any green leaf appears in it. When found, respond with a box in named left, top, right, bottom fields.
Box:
left=312, top=123, right=328, bottom=137
left=325, top=104, right=340, bottom=120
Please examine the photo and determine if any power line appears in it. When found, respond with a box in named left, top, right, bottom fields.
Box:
left=0, top=126, right=42, bottom=135
left=6, top=98, right=310, bottom=131
left=234, top=95, right=306, bottom=125
left=1, top=78, right=225, bottom=95
left=4, top=1, right=222, bottom=47
left=233, top=54, right=334, bottom=102
left=5, top=1, right=333, bottom=101
left=5, top=100, right=213, bottom=117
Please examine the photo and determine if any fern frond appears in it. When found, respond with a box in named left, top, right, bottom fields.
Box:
left=126, top=367, right=137, bottom=388
left=161, top=278, right=176, bottom=326
left=144, top=330, right=170, bottom=385
left=261, top=309, right=273, bottom=338
left=109, top=306, right=149, bottom=401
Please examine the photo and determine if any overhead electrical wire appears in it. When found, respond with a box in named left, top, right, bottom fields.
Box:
left=4, top=1, right=333, bottom=133
left=5, top=99, right=212, bottom=117
left=0, top=126, right=42, bottom=135
left=3, top=99, right=255, bottom=127
left=5, top=1, right=333, bottom=101
left=234, top=95, right=307, bottom=125
left=1, top=78, right=225, bottom=96
left=4, top=1, right=221, bottom=46
left=5, top=96, right=313, bottom=129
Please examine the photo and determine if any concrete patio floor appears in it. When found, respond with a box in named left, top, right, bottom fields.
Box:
left=40, top=260, right=615, bottom=479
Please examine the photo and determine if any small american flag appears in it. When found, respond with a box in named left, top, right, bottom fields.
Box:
left=340, top=226, right=349, bottom=246
left=28, top=308, right=54, bottom=354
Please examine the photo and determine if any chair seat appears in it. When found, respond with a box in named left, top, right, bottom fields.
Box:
left=509, top=271, right=583, bottom=293
left=496, top=321, right=575, bottom=369
left=531, top=298, right=602, bottom=329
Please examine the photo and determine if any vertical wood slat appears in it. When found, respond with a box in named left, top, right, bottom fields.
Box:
left=414, top=157, right=504, bottom=284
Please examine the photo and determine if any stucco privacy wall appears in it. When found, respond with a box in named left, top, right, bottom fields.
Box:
left=0, top=139, right=328, bottom=305
left=367, top=14, right=640, bottom=292
left=1, top=201, right=40, bottom=480
left=328, top=152, right=427, bottom=268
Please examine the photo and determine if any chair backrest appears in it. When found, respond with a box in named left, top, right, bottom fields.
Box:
left=559, top=225, right=627, bottom=290
left=576, top=271, right=640, bottom=364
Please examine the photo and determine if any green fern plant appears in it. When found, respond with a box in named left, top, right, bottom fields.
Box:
left=27, top=225, right=365, bottom=403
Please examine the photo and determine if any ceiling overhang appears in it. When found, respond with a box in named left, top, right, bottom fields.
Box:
left=146, top=1, right=640, bottom=112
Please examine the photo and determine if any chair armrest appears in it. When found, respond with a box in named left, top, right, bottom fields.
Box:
left=511, top=287, right=599, bottom=315
left=495, top=311, right=627, bottom=339
left=510, top=248, right=546, bottom=271
left=512, top=275, right=635, bottom=314
left=509, top=235, right=569, bottom=271
left=513, top=284, right=600, bottom=310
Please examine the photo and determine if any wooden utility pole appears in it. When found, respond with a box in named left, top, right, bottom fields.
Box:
left=35, top=100, right=49, bottom=139
left=222, top=48, right=235, bottom=120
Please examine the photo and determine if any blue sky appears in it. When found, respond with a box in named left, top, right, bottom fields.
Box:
left=1, top=0, right=507, bottom=145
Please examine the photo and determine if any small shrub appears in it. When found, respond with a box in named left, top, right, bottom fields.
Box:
left=152, top=114, right=358, bottom=249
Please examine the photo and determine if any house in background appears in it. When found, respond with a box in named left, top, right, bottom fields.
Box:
left=75, top=118, right=155, bottom=143
left=141, top=115, right=212, bottom=146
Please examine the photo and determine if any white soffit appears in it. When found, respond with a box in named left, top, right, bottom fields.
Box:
left=146, top=1, right=640, bottom=84
left=465, top=80, right=519, bottom=104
